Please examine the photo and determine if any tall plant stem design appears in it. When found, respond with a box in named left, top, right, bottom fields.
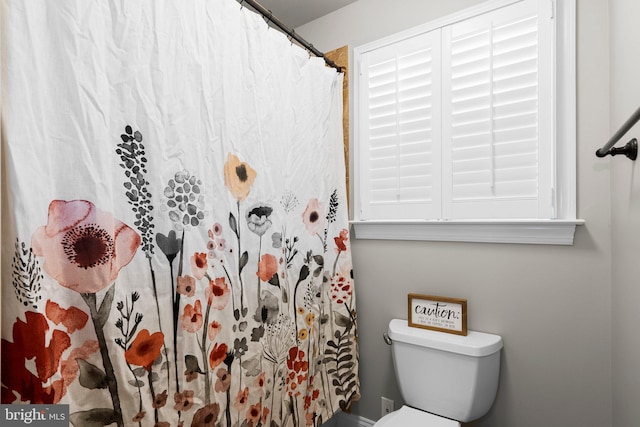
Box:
left=292, top=264, right=310, bottom=342
left=172, top=230, right=186, bottom=397
left=148, top=256, right=170, bottom=391
left=222, top=264, right=237, bottom=314
left=81, top=292, right=124, bottom=427
left=236, top=201, right=246, bottom=315
left=148, top=369, right=159, bottom=424
left=201, top=299, right=213, bottom=403
left=227, top=200, right=248, bottom=319
left=223, top=355, right=233, bottom=427
left=126, top=363, right=143, bottom=427
left=225, top=387, right=232, bottom=427
left=290, top=395, right=297, bottom=427
left=256, top=235, right=263, bottom=303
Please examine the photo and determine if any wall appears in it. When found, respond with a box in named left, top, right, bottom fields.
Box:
left=298, top=1, right=614, bottom=426
left=610, top=0, right=640, bottom=425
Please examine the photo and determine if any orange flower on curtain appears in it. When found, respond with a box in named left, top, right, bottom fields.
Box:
left=125, top=329, right=165, bottom=371
left=224, top=153, right=257, bottom=202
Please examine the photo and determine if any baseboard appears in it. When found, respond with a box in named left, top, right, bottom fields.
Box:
left=328, top=411, right=375, bottom=427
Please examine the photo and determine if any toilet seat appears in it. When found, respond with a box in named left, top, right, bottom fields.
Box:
left=374, top=405, right=460, bottom=427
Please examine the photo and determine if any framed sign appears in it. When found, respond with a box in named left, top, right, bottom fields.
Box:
left=408, top=294, right=467, bottom=336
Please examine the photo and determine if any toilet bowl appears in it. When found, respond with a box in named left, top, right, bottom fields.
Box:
left=375, top=405, right=460, bottom=426
left=373, top=319, right=503, bottom=426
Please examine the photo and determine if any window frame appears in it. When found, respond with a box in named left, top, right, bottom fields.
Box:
left=352, top=0, right=582, bottom=245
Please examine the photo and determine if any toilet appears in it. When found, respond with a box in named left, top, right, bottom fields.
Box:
left=375, top=319, right=503, bottom=426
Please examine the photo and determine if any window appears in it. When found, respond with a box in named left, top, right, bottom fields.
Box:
left=353, top=0, right=581, bottom=244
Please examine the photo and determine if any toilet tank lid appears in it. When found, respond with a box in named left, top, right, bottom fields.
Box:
left=388, top=319, right=503, bottom=357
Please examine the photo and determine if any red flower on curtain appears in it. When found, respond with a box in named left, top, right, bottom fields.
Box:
left=1, top=312, right=70, bottom=403
left=285, top=346, right=309, bottom=396
left=334, top=229, right=349, bottom=252
left=209, top=342, right=228, bottom=370
left=330, top=276, right=352, bottom=305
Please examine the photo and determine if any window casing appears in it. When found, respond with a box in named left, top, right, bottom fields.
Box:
left=353, top=0, right=581, bottom=245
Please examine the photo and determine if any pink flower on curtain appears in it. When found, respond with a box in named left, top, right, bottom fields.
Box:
left=173, top=390, right=195, bottom=411
left=246, top=401, right=261, bottom=427
left=31, top=199, right=140, bottom=293
left=192, top=403, right=220, bottom=426
left=234, top=387, right=249, bottom=411
left=190, top=252, right=208, bottom=280
left=215, top=368, right=231, bottom=392
left=206, top=277, right=230, bottom=309
left=45, top=300, right=88, bottom=334
left=302, top=198, right=325, bottom=236
left=182, top=301, right=204, bottom=333
left=208, top=321, right=222, bottom=341
left=177, top=275, right=196, bottom=297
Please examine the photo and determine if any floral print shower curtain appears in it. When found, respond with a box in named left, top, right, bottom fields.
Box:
left=1, top=1, right=359, bottom=426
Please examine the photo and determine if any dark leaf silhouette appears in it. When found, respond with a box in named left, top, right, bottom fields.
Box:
left=76, top=359, right=108, bottom=390
left=268, top=273, right=280, bottom=287
left=70, top=408, right=117, bottom=427
left=229, top=212, right=238, bottom=236
left=239, top=251, right=249, bottom=271
left=185, top=354, right=204, bottom=374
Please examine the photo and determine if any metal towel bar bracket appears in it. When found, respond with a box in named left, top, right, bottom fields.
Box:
left=596, top=138, right=638, bottom=160
left=596, top=106, right=640, bottom=160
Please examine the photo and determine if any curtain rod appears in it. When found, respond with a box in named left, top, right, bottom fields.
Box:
left=238, top=0, right=342, bottom=72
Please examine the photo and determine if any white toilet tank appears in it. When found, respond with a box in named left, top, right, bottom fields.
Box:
left=388, top=319, right=503, bottom=423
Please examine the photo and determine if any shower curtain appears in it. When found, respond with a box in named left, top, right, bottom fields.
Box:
left=1, top=1, right=359, bottom=426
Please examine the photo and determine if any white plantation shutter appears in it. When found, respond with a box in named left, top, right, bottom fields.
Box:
left=356, top=0, right=557, bottom=223
left=359, top=32, right=442, bottom=220
left=442, top=0, right=553, bottom=219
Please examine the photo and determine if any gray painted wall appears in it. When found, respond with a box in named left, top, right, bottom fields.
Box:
left=299, top=1, right=615, bottom=426
left=611, top=0, right=640, bottom=425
